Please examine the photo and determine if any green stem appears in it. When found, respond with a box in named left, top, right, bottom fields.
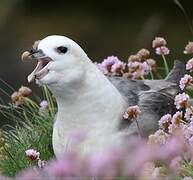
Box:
left=150, top=70, right=154, bottom=80
left=141, top=76, right=145, bottom=80
left=161, top=54, right=169, bottom=76
left=43, top=86, right=54, bottom=117
left=25, top=98, right=39, bottom=110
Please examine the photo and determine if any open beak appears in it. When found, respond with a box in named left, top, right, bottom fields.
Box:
left=27, top=49, right=53, bottom=83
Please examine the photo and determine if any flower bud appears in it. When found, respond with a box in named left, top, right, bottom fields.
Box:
left=152, top=37, right=167, bottom=48
left=25, top=149, right=40, bottom=161
left=184, top=42, right=193, bottom=54
left=137, top=49, right=150, bottom=60
left=18, top=86, right=32, bottom=97
left=123, top=105, right=141, bottom=120
left=128, top=55, right=141, bottom=62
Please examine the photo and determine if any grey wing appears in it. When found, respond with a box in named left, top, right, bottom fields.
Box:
left=107, top=77, right=180, bottom=137
left=107, top=76, right=150, bottom=106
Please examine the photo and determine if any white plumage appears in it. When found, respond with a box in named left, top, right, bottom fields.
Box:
left=27, top=35, right=127, bottom=157
left=27, top=35, right=185, bottom=158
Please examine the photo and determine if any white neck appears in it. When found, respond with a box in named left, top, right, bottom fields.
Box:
left=51, top=62, right=127, bottom=156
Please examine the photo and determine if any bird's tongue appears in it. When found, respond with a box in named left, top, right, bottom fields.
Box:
left=28, top=61, right=43, bottom=82
left=28, top=59, right=51, bottom=82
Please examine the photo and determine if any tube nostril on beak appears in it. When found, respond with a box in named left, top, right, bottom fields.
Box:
left=29, top=49, right=36, bottom=54
left=29, top=49, right=46, bottom=59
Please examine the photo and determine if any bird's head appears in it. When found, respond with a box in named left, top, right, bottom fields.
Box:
left=25, top=35, right=90, bottom=88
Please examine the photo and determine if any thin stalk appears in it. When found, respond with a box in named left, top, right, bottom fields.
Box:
left=161, top=54, right=169, bottom=75
left=150, top=70, right=154, bottom=80
left=134, top=118, right=142, bottom=137
left=141, top=76, right=145, bottom=80
left=25, top=98, right=39, bottom=110
left=43, top=86, right=54, bottom=117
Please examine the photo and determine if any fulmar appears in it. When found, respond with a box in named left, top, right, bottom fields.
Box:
left=23, top=35, right=186, bottom=157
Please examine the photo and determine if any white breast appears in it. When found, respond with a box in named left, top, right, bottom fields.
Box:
left=51, top=64, right=127, bottom=157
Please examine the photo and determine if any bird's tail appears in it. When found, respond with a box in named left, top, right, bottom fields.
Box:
left=165, top=60, right=187, bottom=84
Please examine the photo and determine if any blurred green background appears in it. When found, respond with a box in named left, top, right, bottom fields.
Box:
left=0, top=0, right=193, bottom=123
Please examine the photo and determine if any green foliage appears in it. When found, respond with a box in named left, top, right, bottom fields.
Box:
left=0, top=86, right=56, bottom=176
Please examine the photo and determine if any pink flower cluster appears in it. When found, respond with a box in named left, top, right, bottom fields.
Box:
left=97, top=47, right=156, bottom=80
left=39, top=100, right=49, bottom=111
left=97, top=56, right=125, bottom=75
left=25, top=148, right=46, bottom=169
left=127, top=61, right=150, bottom=79
left=19, top=96, right=193, bottom=180
left=158, top=112, right=184, bottom=133
left=123, top=105, right=141, bottom=119
left=11, top=86, right=32, bottom=107
left=152, top=37, right=170, bottom=55
left=157, top=81, right=193, bottom=148
left=18, top=135, right=189, bottom=179
left=185, top=108, right=193, bottom=121
left=155, top=46, right=170, bottom=55
left=158, top=114, right=172, bottom=129
left=184, top=42, right=193, bottom=54
left=25, top=149, right=40, bottom=161
left=174, top=92, right=189, bottom=109
left=186, top=58, right=193, bottom=72
left=179, top=74, right=193, bottom=90
left=127, top=48, right=155, bottom=79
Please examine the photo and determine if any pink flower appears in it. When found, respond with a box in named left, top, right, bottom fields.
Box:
left=168, top=111, right=183, bottom=134
left=111, top=61, right=125, bottom=75
left=141, top=62, right=150, bottom=75
left=186, top=58, right=193, bottom=72
left=179, top=74, right=193, bottom=90
left=18, top=168, right=41, bottom=180
left=157, top=137, right=184, bottom=162
left=148, top=130, right=170, bottom=145
left=183, top=124, right=193, bottom=140
left=25, top=149, right=40, bottom=161
left=128, top=61, right=150, bottom=79
left=174, top=93, right=189, bottom=109
left=97, top=56, right=125, bottom=75
left=185, top=108, right=193, bottom=121
left=172, top=111, right=183, bottom=125
left=155, top=46, right=170, bottom=55
left=38, top=159, right=47, bottom=169
left=158, top=114, right=172, bottom=129
left=87, top=149, right=120, bottom=177
left=46, top=152, right=81, bottom=177
left=123, top=105, right=141, bottom=120
left=39, top=100, right=49, bottom=110
left=124, top=144, right=156, bottom=176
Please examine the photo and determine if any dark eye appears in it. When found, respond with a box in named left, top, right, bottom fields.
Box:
left=56, top=46, right=68, bottom=54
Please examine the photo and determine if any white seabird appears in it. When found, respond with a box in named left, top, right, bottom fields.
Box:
left=25, top=35, right=185, bottom=157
